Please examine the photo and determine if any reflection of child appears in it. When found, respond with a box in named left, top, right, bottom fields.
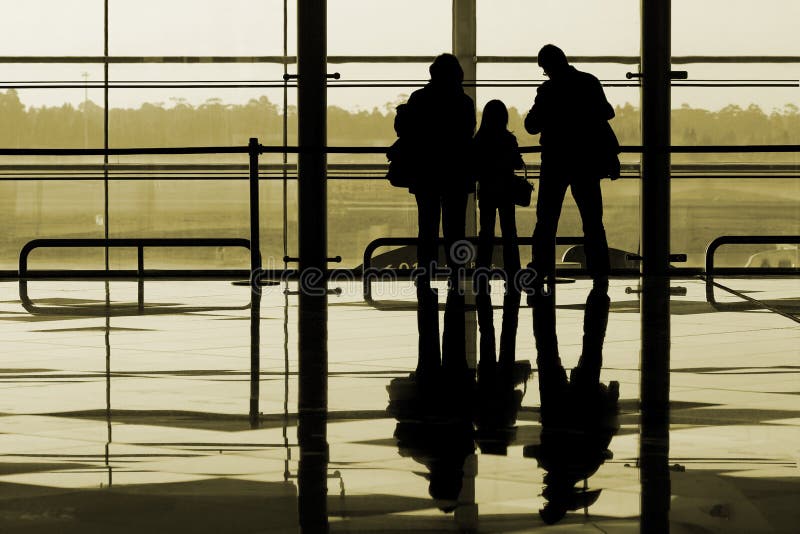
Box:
left=474, top=99, right=524, bottom=274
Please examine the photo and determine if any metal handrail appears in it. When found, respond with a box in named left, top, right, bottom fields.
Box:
left=19, top=237, right=251, bottom=276
left=361, top=236, right=588, bottom=303
left=704, top=235, right=799, bottom=280
left=18, top=237, right=253, bottom=315
left=703, top=235, right=800, bottom=318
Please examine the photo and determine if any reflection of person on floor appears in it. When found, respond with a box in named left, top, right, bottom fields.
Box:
left=476, top=281, right=522, bottom=378
left=526, top=287, right=620, bottom=524
left=389, top=288, right=475, bottom=514
left=525, top=44, right=615, bottom=287
left=475, top=99, right=524, bottom=278
left=391, top=404, right=474, bottom=513
left=416, top=286, right=469, bottom=381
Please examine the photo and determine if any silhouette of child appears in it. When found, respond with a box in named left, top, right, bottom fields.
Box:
left=474, top=99, right=524, bottom=279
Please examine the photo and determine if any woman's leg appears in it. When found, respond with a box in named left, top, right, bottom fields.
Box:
left=441, top=192, right=468, bottom=282
left=498, top=200, right=521, bottom=275
left=477, top=197, right=498, bottom=270
left=415, top=191, right=441, bottom=287
left=414, top=191, right=442, bottom=375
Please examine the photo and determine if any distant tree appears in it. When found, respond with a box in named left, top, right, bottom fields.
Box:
left=0, top=92, right=796, bottom=164
left=0, top=89, right=26, bottom=146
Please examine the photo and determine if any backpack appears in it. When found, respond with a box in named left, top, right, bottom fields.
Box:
left=386, top=104, right=413, bottom=189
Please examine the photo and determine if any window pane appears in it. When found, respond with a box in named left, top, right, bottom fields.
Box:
left=0, top=66, right=105, bottom=149
left=672, top=63, right=799, bottom=164
left=477, top=0, right=639, bottom=56
left=109, top=0, right=287, bottom=55
left=0, top=0, right=104, bottom=55
left=108, top=64, right=293, bottom=148
left=672, top=178, right=800, bottom=267
left=673, top=0, right=799, bottom=55
left=328, top=0, right=451, bottom=56
left=0, top=177, right=105, bottom=270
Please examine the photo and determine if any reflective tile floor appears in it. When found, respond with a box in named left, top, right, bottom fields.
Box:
left=0, top=277, right=798, bottom=533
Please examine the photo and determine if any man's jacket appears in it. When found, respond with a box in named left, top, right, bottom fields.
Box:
left=525, top=66, right=618, bottom=179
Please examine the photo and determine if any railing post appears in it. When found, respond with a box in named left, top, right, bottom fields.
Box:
left=249, top=137, right=262, bottom=276
left=137, top=245, right=144, bottom=312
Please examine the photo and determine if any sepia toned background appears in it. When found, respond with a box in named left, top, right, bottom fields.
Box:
left=0, top=0, right=797, bottom=271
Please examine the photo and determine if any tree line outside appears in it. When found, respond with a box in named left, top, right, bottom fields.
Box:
left=1, top=89, right=798, bottom=155
left=0, top=89, right=797, bottom=269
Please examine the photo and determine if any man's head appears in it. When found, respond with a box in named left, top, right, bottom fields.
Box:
left=429, top=53, right=464, bottom=85
left=537, top=44, right=569, bottom=78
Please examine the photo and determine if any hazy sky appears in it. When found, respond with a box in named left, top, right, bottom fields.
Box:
left=1, top=0, right=797, bottom=111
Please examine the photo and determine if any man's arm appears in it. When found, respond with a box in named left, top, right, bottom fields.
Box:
left=593, top=77, right=615, bottom=121
left=524, top=85, right=548, bottom=135
left=469, top=104, right=477, bottom=135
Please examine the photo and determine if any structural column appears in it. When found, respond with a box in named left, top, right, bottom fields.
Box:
left=297, top=1, right=329, bottom=532
left=640, top=1, right=672, bottom=532
left=452, top=0, right=478, bottom=373
left=452, top=3, right=479, bottom=529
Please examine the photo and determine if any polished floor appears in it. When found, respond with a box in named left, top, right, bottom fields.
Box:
left=0, top=276, right=798, bottom=533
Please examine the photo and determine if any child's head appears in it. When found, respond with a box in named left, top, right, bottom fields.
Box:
left=479, top=99, right=509, bottom=133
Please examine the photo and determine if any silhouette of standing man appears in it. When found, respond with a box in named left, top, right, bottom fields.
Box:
left=525, top=44, right=614, bottom=287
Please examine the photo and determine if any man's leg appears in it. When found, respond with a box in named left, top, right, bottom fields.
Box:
left=531, top=290, right=566, bottom=402
left=573, top=286, right=611, bottom=387
left=531, top=177, right=568, bottom=284
left=571, top=178, right=610, bottom=282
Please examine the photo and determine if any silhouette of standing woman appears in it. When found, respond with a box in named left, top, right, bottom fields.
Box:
left=405, top=53, right=476, bottom=286
left=404, top=53, right=475, bottom=381
left=475, top=99, right=524, bottom=279
left=525, top=44, right=615, bottom=287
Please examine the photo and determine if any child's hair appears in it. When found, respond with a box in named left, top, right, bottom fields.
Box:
left=477, top=99, right=509, bottom=136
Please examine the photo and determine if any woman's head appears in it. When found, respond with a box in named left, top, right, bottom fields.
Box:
left=479, top=99, right=509, bottom=133
left=429, top=53, right=464, bottom=85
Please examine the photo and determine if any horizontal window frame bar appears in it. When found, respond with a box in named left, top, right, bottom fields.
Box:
left=0, top=145, right=797, bottom=157
left=0, top=55, right=798, bottom=64
left=1, top=82, right=797, bottom=89
left=0, top=163, right=797, bottom=172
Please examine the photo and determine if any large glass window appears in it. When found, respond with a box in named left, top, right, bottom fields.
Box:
left=671, top=0, right=800, bottom=266
left=476, top=0, right=640, bottom=56
left=0, top=1, right=797, bottom=271
left=0, top=1, right=298, bottom=270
